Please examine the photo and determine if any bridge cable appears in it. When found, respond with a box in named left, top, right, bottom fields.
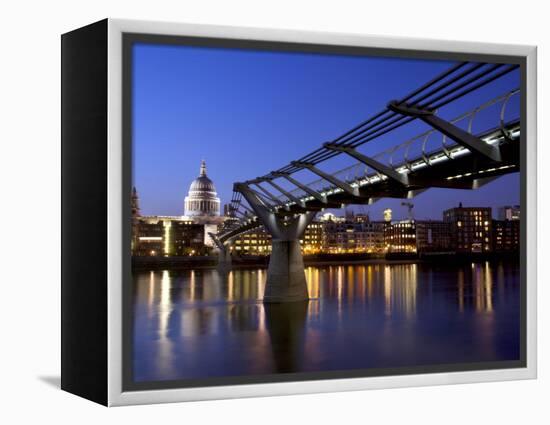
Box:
left=274, top=63, right=517, bottom=174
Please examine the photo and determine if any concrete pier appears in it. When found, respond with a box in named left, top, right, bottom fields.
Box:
left=217, top=245, right=232, bottom=271
left=231, top=183, right=317, bottom=303
left=264, top=239, right=309, bottom=303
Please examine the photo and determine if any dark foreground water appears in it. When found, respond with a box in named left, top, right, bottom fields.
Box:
left=132, top=261, right=520, bottom=383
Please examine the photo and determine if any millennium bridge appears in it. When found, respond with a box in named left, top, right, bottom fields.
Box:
left=210, top=61, right=521, bottom=303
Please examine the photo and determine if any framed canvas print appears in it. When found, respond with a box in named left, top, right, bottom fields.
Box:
left=61, top=19, right=537, bottom=406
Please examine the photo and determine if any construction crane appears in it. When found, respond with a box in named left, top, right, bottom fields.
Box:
left=401, top=202, right=414, bottom=220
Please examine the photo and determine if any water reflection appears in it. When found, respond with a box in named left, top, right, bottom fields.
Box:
left=264, top=301, right=308, bottom=373
left=457, top=262, right=496, bottom=314
left=133, top=261, right=520, bottom=383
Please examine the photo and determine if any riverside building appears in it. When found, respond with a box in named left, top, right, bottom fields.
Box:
left=443, top=203, right=492, bottom=253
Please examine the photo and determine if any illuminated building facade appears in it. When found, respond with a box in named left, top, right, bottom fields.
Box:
left=492, top=219, right=520, bottom=252
left=232, top=221, right=326, bottom=255
left=443, top=204, right=492, bottom=253
left=133, top=217, right=209, bottom=256
left=415, top=221, right=454, bottom=253
left=133, top=220, right=164, bottom=256
left=233, top=229, right=272, bottom=254
left=170, top=220, right=211, bottom=256
left=322, top=220, right=385, bottom=253
left=230, top=217, right=386, bottom=256
left=384, top=220, right=417, bottom=253
left=302, top=222, right=324, bottom=254
left=230, top=213, right=391, bottom=256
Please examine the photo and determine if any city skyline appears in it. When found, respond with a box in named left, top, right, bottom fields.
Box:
left=133, top=189, right=521, bottom=258
left=133, top=43, right=520, bottom=220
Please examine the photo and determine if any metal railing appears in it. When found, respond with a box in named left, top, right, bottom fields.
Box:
left=279, top=89, right=520, bottom=203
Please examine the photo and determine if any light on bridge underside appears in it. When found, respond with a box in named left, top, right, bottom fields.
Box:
left=446, top=164, right=516, bottom=181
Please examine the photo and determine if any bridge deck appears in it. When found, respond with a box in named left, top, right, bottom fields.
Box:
left=219, top=120, right=519, bottom=243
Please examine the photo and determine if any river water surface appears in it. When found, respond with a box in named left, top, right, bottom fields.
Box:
left=132, top=261, right=520, bottom=383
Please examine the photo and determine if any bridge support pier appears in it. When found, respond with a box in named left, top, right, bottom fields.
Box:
left=217, top=244, right=232, bottom=271
left=234, top=182, right=316, bottom=303
left=264, top=239, right=309, bottom=303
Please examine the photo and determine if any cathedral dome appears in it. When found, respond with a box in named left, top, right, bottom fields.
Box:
left=184, top=160, right=221, bottom=218
left=189, top=174, right=216, bottom=193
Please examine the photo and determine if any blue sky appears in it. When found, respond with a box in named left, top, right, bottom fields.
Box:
left=132, top=42, right=520, bottom=220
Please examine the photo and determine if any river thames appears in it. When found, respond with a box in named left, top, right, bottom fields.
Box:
left=132, top=261, right=520, bottom=383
